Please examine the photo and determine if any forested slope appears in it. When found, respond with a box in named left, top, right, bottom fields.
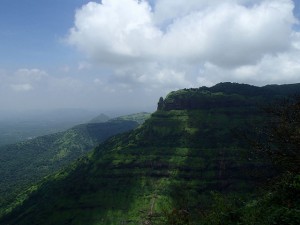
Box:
left=0, top=120, right=138, bottom=214
left=1, top=83, right=299, bottom=225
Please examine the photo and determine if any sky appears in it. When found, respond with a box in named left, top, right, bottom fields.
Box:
left=0, top=0, right=300, bottom=113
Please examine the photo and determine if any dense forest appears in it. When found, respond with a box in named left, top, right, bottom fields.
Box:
left=0, top=83, right=299, bottom=225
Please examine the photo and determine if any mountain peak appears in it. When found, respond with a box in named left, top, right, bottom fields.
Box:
left=88, top=113, right=110, bottom=123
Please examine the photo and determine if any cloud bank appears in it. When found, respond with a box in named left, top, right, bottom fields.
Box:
left=67, top=0, right=300, bottom=88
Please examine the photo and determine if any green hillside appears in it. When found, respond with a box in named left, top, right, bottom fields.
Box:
left=0, top=120, right=138, bottom=215
left=1, top=83, right=299, bottom=225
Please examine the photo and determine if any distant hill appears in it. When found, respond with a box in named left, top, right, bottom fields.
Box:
left=88, top=112, right=151, bottom=125
left=0, top=119, right=139, bottom=214
left=0, top=109, right=100, bottom=146
left=88, top=113, right=110, bottom=123
left=110, top=112, right=151, bottom=125
left=1, top=82, right=299, bottom=225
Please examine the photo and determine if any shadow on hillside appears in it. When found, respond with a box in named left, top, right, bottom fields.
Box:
left=162, top=106, right=274, bottom=222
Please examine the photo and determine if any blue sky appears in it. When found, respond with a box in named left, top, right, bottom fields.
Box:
left=0, top=0, right=300, bottom=112
left=0, top=0, right=89, bottom=69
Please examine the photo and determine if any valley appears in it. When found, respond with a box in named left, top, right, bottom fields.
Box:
left=0, top=113, right=150, bottom=216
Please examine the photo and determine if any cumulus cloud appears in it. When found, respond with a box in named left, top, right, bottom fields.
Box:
left=67, top=0, right=300, bottom=89
left=161, top=0, right=295, bottom=66
left=68, top=0, right=161, bottom=62
left=153, top=0, right=269, bottom=26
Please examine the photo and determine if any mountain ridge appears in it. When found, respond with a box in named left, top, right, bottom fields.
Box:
left=1, top=82, right=299, bottom=225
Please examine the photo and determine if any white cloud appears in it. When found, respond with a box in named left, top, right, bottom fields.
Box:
left=0, top=68, right=85, bottom=109
left=153, top=0, right=277, bottom=26
left=15, top=68, right=48, bottom=81
left=67, top=0, right=300, bottom=90
left=10, top=83, right=33, bottom=92
left=93, top=78, right=102, bottom=84
left=68, top=0, right=161, bottom=62
left=160, top=0, right=295, bottom=66
left=78, top=61, right=92, bottom=70
left=0, top=67, right=158, bottom=111
left=0, top=69, right=48, bottom=92
left=60, top=65, right=71, bottom=73
left=199, top=51, right=300, bottom=85
left=136, top=68, right=192, bottom=89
